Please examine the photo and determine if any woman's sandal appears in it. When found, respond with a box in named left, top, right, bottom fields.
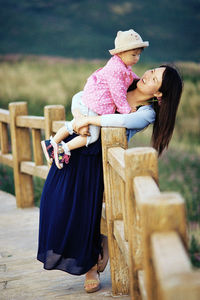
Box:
left=97, top=235, right=109, bottom=272
left=84, top=265, right=100, bottom=293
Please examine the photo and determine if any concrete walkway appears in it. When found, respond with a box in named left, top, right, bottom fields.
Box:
left=0, top=190, right=130, bottom=300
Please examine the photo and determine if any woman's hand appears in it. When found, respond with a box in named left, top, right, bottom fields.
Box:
left=78, top=126, right=90, bottom=136
left=130, top=105, right=137, bottom=113
left=73, top=116, right=90, bottom=136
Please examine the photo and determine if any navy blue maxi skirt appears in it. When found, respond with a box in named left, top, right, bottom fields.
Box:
left=37, top=135, right=104, bottom=275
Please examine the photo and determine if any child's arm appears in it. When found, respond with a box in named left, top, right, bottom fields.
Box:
left=107, top=71, right=133, bottom=114
left=106, top=69, right=139, bottom=114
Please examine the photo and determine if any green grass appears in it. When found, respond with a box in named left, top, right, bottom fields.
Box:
left=0, top=164, right=15, bottom=195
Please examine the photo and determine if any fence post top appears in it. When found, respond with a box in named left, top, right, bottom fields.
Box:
left=136, top=191, right=185, bottom=206
left=44, top=105, right=65, bottom=110
left=124, top=147, right=157, bottom=159
left=9, top=101, right=27, bottom=107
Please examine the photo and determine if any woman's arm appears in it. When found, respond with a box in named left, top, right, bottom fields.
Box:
left=73, top=107, right=155, bottom=133
left=72, top=115, right=101, bottom=133
left=100, top=108, right=155, bottom=129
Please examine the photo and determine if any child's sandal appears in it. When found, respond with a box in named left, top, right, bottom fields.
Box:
left=41, top=139, right=54, bottom=164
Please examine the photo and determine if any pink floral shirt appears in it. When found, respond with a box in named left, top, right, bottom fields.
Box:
left=82, top=55, right=139, bottom=115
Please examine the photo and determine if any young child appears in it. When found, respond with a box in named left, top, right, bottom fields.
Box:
left=41, top=29, right=149, bottom=169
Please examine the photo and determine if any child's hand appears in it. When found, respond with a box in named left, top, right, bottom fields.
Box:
left=79, top=126, right=90, bottom=136
left=130, top=106, right=137, bottom=113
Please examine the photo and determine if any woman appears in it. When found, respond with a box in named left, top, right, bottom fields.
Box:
left=37, top=65, right=183, bottom=293
left=73, top=65, right=183, bottom=156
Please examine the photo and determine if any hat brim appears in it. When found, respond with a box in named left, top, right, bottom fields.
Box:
left=109, top=41, right=149, bottom=55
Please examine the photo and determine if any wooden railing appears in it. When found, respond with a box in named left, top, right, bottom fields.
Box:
left=0, top=102, right=65, bottom=207
left=101, top=128, right=200, bottom=300
left=0, top=102, right=200, bottom=299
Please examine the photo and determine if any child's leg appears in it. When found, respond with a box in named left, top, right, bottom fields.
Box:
left=52, top=125, right=70, bottom=144
left=41, top=125, right=70, bottom=165
left=62, top=124, right=99, bottom=158
left=64, top=135, right=87, bottom=152
left=53, top=135, right=87, bottom=169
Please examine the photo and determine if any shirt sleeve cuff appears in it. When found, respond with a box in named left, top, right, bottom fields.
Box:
left=117, top=106, right=131, bottom=114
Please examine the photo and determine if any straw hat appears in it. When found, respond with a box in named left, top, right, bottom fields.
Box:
left=109, top=29, right=149, bottom=55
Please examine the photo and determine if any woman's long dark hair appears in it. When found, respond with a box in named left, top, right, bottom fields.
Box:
left=128, top=65, right=183, bottom=156
left=152, top=65, right=183, bottom=155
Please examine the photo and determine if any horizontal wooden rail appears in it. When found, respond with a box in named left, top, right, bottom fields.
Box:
left=138, top=270, right=147, bottom=300
left=16, top=115, right=45, bottom=129
left=0, top=108, right=10, bottom=123
left=107, top=147, right=125, bottom=181
left=0, top=152, right=13, bottom=167
left=134, top=176, right=189, bottom=300
left=151, top=231, right=200, bottom=300
left=52, top=120, right=65, bottom=133
left=20, top=161, right=49, bottom=179
left=113, top=220, right=129, bottom=266
left=0, top=102, right=66, bottom=207
left=134, top=176, right=160, bottom=201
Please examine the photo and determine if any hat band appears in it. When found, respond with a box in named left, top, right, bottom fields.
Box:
left=109, top=41, right=149, bottom=55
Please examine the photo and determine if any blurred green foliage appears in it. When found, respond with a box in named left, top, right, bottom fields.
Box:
left=0, top=0, right=200, bottom=62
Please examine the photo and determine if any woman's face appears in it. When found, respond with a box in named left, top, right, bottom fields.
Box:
left=137, top=67, right=166, bottom=96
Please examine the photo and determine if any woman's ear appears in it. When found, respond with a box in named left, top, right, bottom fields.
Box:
left=153, top=91, right=163, bottom=98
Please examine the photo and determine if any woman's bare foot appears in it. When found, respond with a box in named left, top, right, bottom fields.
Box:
left=84, top=264, right=100, bottom=293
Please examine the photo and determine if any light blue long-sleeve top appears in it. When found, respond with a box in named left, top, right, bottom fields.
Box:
left=71, top=91, right=156, bottom=142
left=100, top=105, right=156, bottom=141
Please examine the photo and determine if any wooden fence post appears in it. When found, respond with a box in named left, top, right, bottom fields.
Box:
left=44, top=105, right=65, bottom=139
left=151, top=231, right=200, bottom=300
left=32, top=128, right=44, bottom=165
left=101, top=127, right=129, bottom=295
left=134, top=181, right=188, bottom=300
left=0, top=122, right=9, bottom=154
left=124, top=148, right=158, bottom=300
left=9, top=102, right=34, bottom=208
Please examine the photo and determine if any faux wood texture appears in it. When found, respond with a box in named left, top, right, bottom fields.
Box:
left=0, top=152, right=13, bottom=167
left=0, top=108, right=10, bottom=123
left=0, top=122, right=9, bottom=154
left=114, top=220, right=129, bottom=266
left=107, top=147, right=125, bottom=181
left=44, top=105, right=65, bottom=139
left=136, top=191, right=187, bottom=300
left=101, top=127, right=129, bottom=295
left=20, top=161, right=48, bottom=179
left=16, top=115, right=45, bottom=129
left=52, top=120, right=66, bottom=133
left=32, top=129, right=43, bottom=165
left=124, top=147, right=158, bottom=300
left=151, top=231, right=200, bottom=300
left=108, top=165, right=123, bottom=220
left=138, top=271, right=147, bottom=300
left=9, top=102, right=34, bottom=208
